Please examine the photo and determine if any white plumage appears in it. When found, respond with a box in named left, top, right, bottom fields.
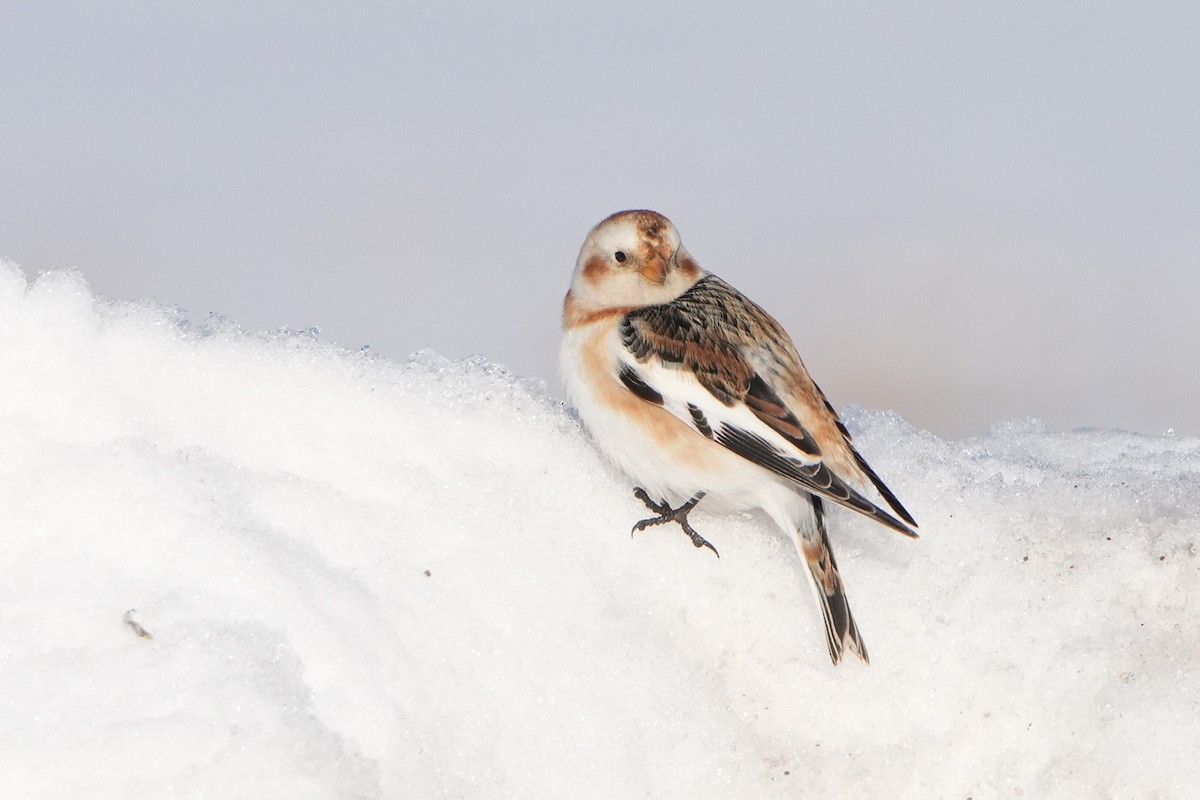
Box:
left=560, top=209, right=917, bottom=664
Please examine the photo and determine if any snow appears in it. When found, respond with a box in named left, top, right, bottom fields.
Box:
left=1, top=259, right=1197, bottom=799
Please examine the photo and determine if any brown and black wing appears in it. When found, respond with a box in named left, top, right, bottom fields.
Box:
left=618, top=276, right=916, bottom=537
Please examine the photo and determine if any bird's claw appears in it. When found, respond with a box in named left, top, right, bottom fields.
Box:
left=630, top=488, right=719, bottom=557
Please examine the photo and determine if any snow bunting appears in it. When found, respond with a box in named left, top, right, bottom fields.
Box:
left=560, top=209, right=917, bottom=664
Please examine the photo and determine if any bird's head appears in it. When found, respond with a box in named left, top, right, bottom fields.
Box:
left=566, top=210, right=704, bottom=314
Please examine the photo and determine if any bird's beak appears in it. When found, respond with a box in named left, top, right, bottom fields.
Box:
left=639, top=256, right=668, bottom=284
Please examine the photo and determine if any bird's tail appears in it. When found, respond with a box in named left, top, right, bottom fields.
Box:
left=800, top=497, right=869, bottom=665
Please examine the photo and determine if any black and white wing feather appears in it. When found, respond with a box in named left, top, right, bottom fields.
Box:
left=617, top=276, right=917, bottom=537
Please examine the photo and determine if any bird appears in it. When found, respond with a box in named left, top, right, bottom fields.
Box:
left=559, top=209, right=917, bottom=664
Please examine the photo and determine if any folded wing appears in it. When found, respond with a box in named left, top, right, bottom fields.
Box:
left=619, top=275, right=917, bottom=537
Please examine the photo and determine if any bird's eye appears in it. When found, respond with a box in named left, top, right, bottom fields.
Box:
left=614, top=251, right=627, bottom=263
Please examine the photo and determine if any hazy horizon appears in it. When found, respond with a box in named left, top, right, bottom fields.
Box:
left=4, top=2, right=1197, bottom=438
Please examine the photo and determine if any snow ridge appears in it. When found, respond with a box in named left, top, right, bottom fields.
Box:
left=1, top=261, right=1197, bottom=799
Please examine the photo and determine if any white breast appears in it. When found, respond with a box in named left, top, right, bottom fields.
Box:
left=560, top=318, right=805, bottom=526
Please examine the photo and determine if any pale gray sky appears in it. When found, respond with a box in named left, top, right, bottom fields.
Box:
left=3, top=1, right=1197, bottom=438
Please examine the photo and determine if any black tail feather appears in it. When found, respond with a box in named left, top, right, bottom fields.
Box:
left=805, top=496, right=869, bottom=665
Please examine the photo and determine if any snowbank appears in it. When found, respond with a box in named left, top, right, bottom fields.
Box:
left=0, top=260, right=1196, bottom=799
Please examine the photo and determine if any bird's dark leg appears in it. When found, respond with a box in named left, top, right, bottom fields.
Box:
left=631, top=488, right=718, bottom=557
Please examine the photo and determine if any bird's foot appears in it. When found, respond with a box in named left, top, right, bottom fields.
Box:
left=631, top=488, right=718, bottom=557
